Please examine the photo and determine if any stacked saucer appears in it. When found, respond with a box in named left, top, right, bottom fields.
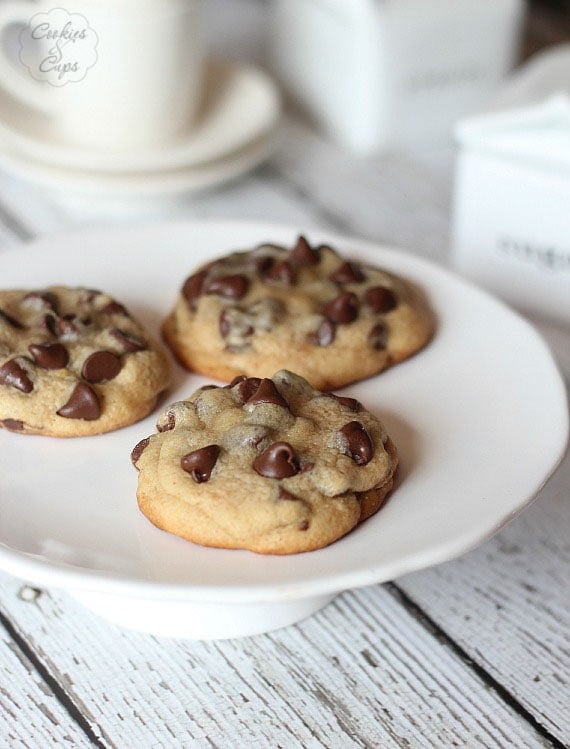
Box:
left=0, top=60, right=281, bottom=197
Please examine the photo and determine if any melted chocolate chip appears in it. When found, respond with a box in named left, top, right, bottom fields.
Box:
left=253, top=442, right=300, bottom=479
left=206, top=274, right=249, bottom=301
left=290, top=235, right=320, bottom=265
left=0, top=309, right=24, bottom=329
left=131, top=437, right=150, bottom=467
left=330, top=261, right=365, bottom=284
left=181, top=445, right=220, bottom=483
left=327, top=392, right=362, bottom=412
left=323, top=292, right=359, bottom=324
left=82, top=351, right=122, bottom=383
left=101, top=301, right=129, bottom=316
left=245, top=378, right=289, bottom=408
left=265, top=260, right=294, bottom=285
left=41, top=313, right=58, bottom=337
left=251, top=255, right=274, bottom=274
left=110, top=328, right=147, bottom=352
left=0, top=359, right=33, bottom=393
left=365, top=286, right=397, bottom=314
left=1, top=418, right=24, bottom=431
left=368, top=323, right=389, bottom=350
left=57, top=383, right=101, bottom=420
left=298, top=520, right=310, bottom=531
left=182, top=270, right=208, bottom=310
left=338, top=421, right=374, bottom=465
left=311, top=319, right=336, bottom=347
left=28, top=343, right=69, bottom=370
left=235, top=377, right=262, bottom=403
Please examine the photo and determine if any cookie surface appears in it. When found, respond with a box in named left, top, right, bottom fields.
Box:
left=0, top=286, right=171, bottom=436
left=163, top=236, right=433, bottom=390
left=132, top=369, right=398, bottom=555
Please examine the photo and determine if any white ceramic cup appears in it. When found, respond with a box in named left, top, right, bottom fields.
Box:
left=0, top=0, right=205, bottom=151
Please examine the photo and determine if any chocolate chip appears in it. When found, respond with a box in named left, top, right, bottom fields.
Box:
left=57, top=383, right=101, bottom=420
left=327, top=392, right=362, bottom=412
left=338, top=421, right=374, bottom=465
left=0, top=359, right=33, bottom=393
left=311, top=319, right=336, bottom=347
left=41, top=313, right=58, bottom=336
left=368, top=323, right=389, bottom=350
left=28, top=343, right=69, bottom=370
left=0, top=309, right=24, bottom=329
left=182, top=270, right=208, bottom=310
left=110, top=328, right=147, bottom=352
left=330, top=262, right=365, bottom=284
left=226, top=375, right=247, bottom=388
left=251, top=255, right=275, bottom=275
left=290, top=235, right=320, bottom=265
left=323, top=292, right=359, bottom=324
left=82, top=351, right=122, bottom=383
left=101, top=301, right=129, bottom=316
left=245, top=378, right=290, bottom=408
left=298, top=520, right=310, bottom=531
left=181, top=445, right=220, bottom=483
left=365, top=286, right=397, bottom=313
left=1, top=419, right=24, bottom=431
left=235, top=377, right=262, bottom=403
left=131, top=437, right=150, bottom=467
left=206, top=274, right=249, bottom=301
left=265, top=260, right=294, bottom=285
left=253, top=442, right=300, bottom=479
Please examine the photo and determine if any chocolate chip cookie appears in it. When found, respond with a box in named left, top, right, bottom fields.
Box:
left=132, top=369, right=398, bottom=554
left=162, top=235, right=434, bottom=390
left=0, top=286, right=171, bottom=436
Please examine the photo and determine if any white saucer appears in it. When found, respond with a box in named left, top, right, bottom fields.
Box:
left=0, top=131, right=276, bottom=197
left=0, top=221, right=567, bottom=639
left=0, top=59, right=281, bottom=174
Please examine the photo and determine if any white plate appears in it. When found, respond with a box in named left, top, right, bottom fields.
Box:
left=0, top=222, right=567, bottom=639
left=0, top=60, right=281, bottom=174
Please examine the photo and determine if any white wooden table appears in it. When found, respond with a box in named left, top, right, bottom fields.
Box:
left=1, top=2, right=569, bottom=746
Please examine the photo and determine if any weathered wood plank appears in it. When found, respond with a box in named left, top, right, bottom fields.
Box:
left=0, top=574, right=552, bottom=748
left=0, top=618, right=90, bottom=747
left=398, top=445, right=570, bottom=745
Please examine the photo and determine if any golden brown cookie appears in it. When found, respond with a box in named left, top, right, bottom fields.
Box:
left=132, top=370, right=398, bottom=555
left=162, top=235, right=433, bottom=390
left=0, top=286, right=171, bottom=436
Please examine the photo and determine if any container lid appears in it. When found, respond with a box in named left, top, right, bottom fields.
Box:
left=455, top=95, right=570, bottom=173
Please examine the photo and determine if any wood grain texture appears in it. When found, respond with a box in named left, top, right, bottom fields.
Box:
left=399, top=448, right=570, bottom=745
left=0, top=574, right=551, bottom=749
left=0, top=617, right=90, bottom=747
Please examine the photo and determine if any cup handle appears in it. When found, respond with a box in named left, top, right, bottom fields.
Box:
left=0, top=1, right=56, bottom=113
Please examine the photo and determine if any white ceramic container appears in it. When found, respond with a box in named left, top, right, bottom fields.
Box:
left=452, top=96, right=570, bottom=325
left=271, top=0, right=524, bottom=154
